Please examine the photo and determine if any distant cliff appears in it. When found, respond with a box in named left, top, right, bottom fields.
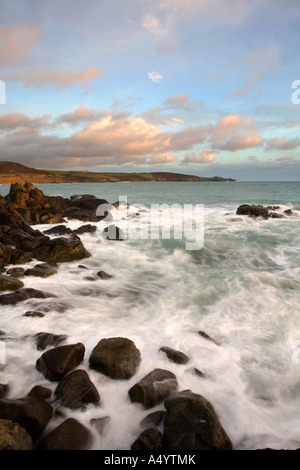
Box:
left=0, top=161, right=236, bottom=184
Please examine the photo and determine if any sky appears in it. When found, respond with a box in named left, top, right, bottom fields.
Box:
left=0, top=0, right=300, bottom=180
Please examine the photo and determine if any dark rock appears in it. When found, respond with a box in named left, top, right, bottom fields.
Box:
left=6, top=267, right=25, bottom=278
left=0, top=384, right=9, bottom=399
left=198, top=330, right=219, bottom=346
left=28, top=385, right=52, bottom=400
left=34, top=332, right=68, bottom=351
left=24, top=263, right=57, bottom=278
left=268, top=212, right=284, bottom=219
left=0, top=419, right=33, bottom=450
left=103, top=225, right=124, bottom=241
left=24, top=311, right=45, bottom=318
left=37, top=418, right=92, bottom=450
left=43, top=225, right=74, bottom=236
left=97, top=270, right=113, bottom=280
left=0, top=242, right=31, bottom=268
left=78, top=265, right=89, bottom=270
left=0, top=273, right=24, bottom=291
left=284, top=209, right=293, bottom=216
left=90, top=416, right=110, bottom=435
left=0, top=288, right=55, bottom=306
left=74, top=224, right=97, bottom=235
left=236, top=204, right=268, bottom=219
left=89, top=337, right=141, bottom=380
left=128, top=369, right=178, bottom=409
left=36, top=342, right=85, bottom=381
left=159, top=346, right=189, bottom=365
left=192, top=368, right=206, bottom=378
left=32, top=236, right=91, bottom=265
left=140, top=410, right=166, bottom=429
left=163, top=390, right=232, bottom=450
left=54, top=369, right=100, bottom=409
left=0, top=396, right=53, bottom=441
left=131, top=428, right=164, bottom=450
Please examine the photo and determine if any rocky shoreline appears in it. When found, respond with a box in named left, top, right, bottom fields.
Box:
left=0, top=183, right=296, bottom=450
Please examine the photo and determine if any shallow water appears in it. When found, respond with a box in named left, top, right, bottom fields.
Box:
left=0, top=181, right=300, bottom=449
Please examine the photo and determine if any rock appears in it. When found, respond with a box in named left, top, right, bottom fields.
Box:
left=28, top=385, right=52, bottom=400
left=24, top=311, right=45, bottom=318
left=0, top=273, right=24, bottom=291
left=140, top=410, right=166, bottom=429
left=31, top=236, right=91, bottom=265
left=163, top=390, right=232, bottom=450
left=102, top=225, right=124, bottom=241
left=0, top=384, right=9, bottom=399
left=284, top=209, right=293, bottom=216
left=268, top=212, right=284, bottom=219
left=0, top=288, right=55, bottom=306
left=128, top=369, right=178, bottom=409
left=0, top=396, right=53, bottom=441
left=24, top=263, right=57, bottom=278
left=34, top=332, right=68, bottom=351
left=131, top=428, right=164, bottom=450
left=0, top=242, right=31, bottom=268
left=159, top=346, right=189, bottom=365
left=6, top=267, right=25, bottom=278
left=198, top=330, right=219, bottom=346
left=90, top=416, right=110, bottom=435
left=0, top=419, right=33, bottom=450
left=43, top=225, right=74, bottom=236
left=36, top=343, right=85, bottom=381
left=192, top=367, right=206, bottom=378
left=97, top=270, right=113, bottom=280
left=74, top=224, right=97, bottom=235
left=37, top=418, right=92, bottom=450
left=89, top=337, right=141, bottom=380
left=236, top=204, right=269, bottom=219
left=54, top=369, right=100, bottom=409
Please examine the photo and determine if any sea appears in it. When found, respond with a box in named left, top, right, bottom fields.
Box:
left=0, top=180, right=300, bottom=450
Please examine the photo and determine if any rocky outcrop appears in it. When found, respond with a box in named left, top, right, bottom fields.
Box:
left=131, top=428, right=164, bottom=450
left=0, top=288, right=55, bottom=306
left=89, top=337, right=141, bottom=380
left=163, top=390, right=232, bottom=450
left=36, top=343, right=85, bottom=381
left=0, top=273, right=24, bottom=291
left=236, top=204, right=269, bottom=219
left=0, top=419, right=33, bottom=450
left=24, top=263, right=57, bottom=278
left=31, top=237, right=90, bottom=265
left=128, top=369, right=178, bottom=409
left=37, top=418, right=92, bottom=450
left=54, top=369, right=100, bottom=409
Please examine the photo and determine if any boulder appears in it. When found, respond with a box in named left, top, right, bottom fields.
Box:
left=128, top=369, right=178, bottom=409
left=159, top=346, right=189, bottom=365
left=236, top=204, right=268, bottom=219
left=284, top=209, right=293, bottom=216
left=36, top=343, right=85, bottom=381
left=0, top=419, right=33, bottom=450
left=0, top=288, right=55, bottom=306
left=131, top=428, right=164, bottom=450
left=34, top=332, right=68, bottom=351
left=27, top=385, right=52, bottom=400
left=163, top=390, right=232, bottom=450
left=97, top=270, right=113, bottom=280
left=31, top=237, right=91, bottom=265
left=24, top=263, right=57, bottom=278
left=43, top=225, right=74, bottom=236
left=0, top=273, right=24, bottom=291
left=37, top=418, right=92, bottom=450
left=0, top=396, right=53, bottom=441
left=54, top=369, right=100, bottom=409
left=74, top=224, right=97, bottom=235
left=6, top=267, right=25, bottom=278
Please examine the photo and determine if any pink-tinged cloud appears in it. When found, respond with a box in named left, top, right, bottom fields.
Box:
left=148, top=153, right=176, bottom=164
left=0, top=24, right=42, bottom=65
left=0, top=112, right=51, bottom=130
left=57, top=106, right=106, bottom=125
left=276, top=155, right=294, bottom=161
left=182, top=149, right=215, bottom=165
left=265, top=137, right=300, bottom=151
left=4, top=65, right=104, bottom=89
left=219, top=133, right=264, bottom=151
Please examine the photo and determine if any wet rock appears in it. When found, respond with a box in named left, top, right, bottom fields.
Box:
left=37, top=418, right=92, bottom=450
left=27, top=385, right=52, bottom=400
left=89, top=337, right=141, bottom=380
left=97, top=270, right=113, bottom=280
left=0, top=396, right=53, bottom=441
left=6, top=267, right=25, bottom=278
left=34, top=332, right=68, bottom=351
left=43, top=225, right=74, bottom=236
left=31, top=236, right=91, bottom=265
left=268, top=212, right=284, bottom=219
left=0, top=385, right=9, bottom=399
left=128, top=369, right=178, bottom=409
left=284, top=209, right=293, bottom=216
left=131, top=428, right=164, bottom=450
left=24, top=263, right=57, bottom=278
left=192, top=367, right=206, bottom=378
left=24, top=311, right=45, bottom=318
left=0, top=273, right=24, bottom=291
left=236, top=204, right=269, bottom=219
left=74, top=224, right=97, bottom=235
left=0, top=288, right=55, bottom=306
left=55, top=369, right=100, bottom=409
left=90, top=416, right=110, bottom=435
left=0, top=419, right=33, bottom=450
left=159, top=346, right=189, bottom=365
left=102, top=225, right=124, bottom=241
left=163, top=390, right=232, bottom=450
left=0, top=242, right=31, bottom=268
left=140, top=410, right=166, bottom=429
left=36, top=343, right=85, bottom=381
left=198, top=330, right=219, bottom=346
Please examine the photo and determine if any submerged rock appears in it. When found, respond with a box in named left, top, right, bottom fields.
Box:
left=24, top=263, right=57, bottom=278
left=33, top=332, right=68, bottom=351
left=0, top=288, right=55, bottom=306
left=128, top=369, right=178, bottom=409
left=159, top=346, right=189, bottom=365
left=163, top=390, right=232, bottom=450
left=36, top=342, right=85, bottom=381
left=0, top=419, right=33, bottom=450
left=37, top=418, right=92, bottom=450
left=198, top=330, right=219, bottom=346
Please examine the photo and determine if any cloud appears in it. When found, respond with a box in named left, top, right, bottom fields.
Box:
left=148, top=153, right=176, bottom=164
left=265, top=137, right=300, bottom=151
left=219, top=133, right=264, bottom=151
left=163, top=94, right=190, bottom=107
left=147, top=71, right=163, bottom=83
left=276, top=155, right=294, bottom=161
left=143, top=14, right=170, bottom=37
left=182, top=149, right=215, bottom=165
left=0, top=112, right=51, bottom=130
left=0, top=24, right=42, bottom=65
left=4, top=65, right=104, bottom=89
left=56, top=106, right=106, bottom=126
